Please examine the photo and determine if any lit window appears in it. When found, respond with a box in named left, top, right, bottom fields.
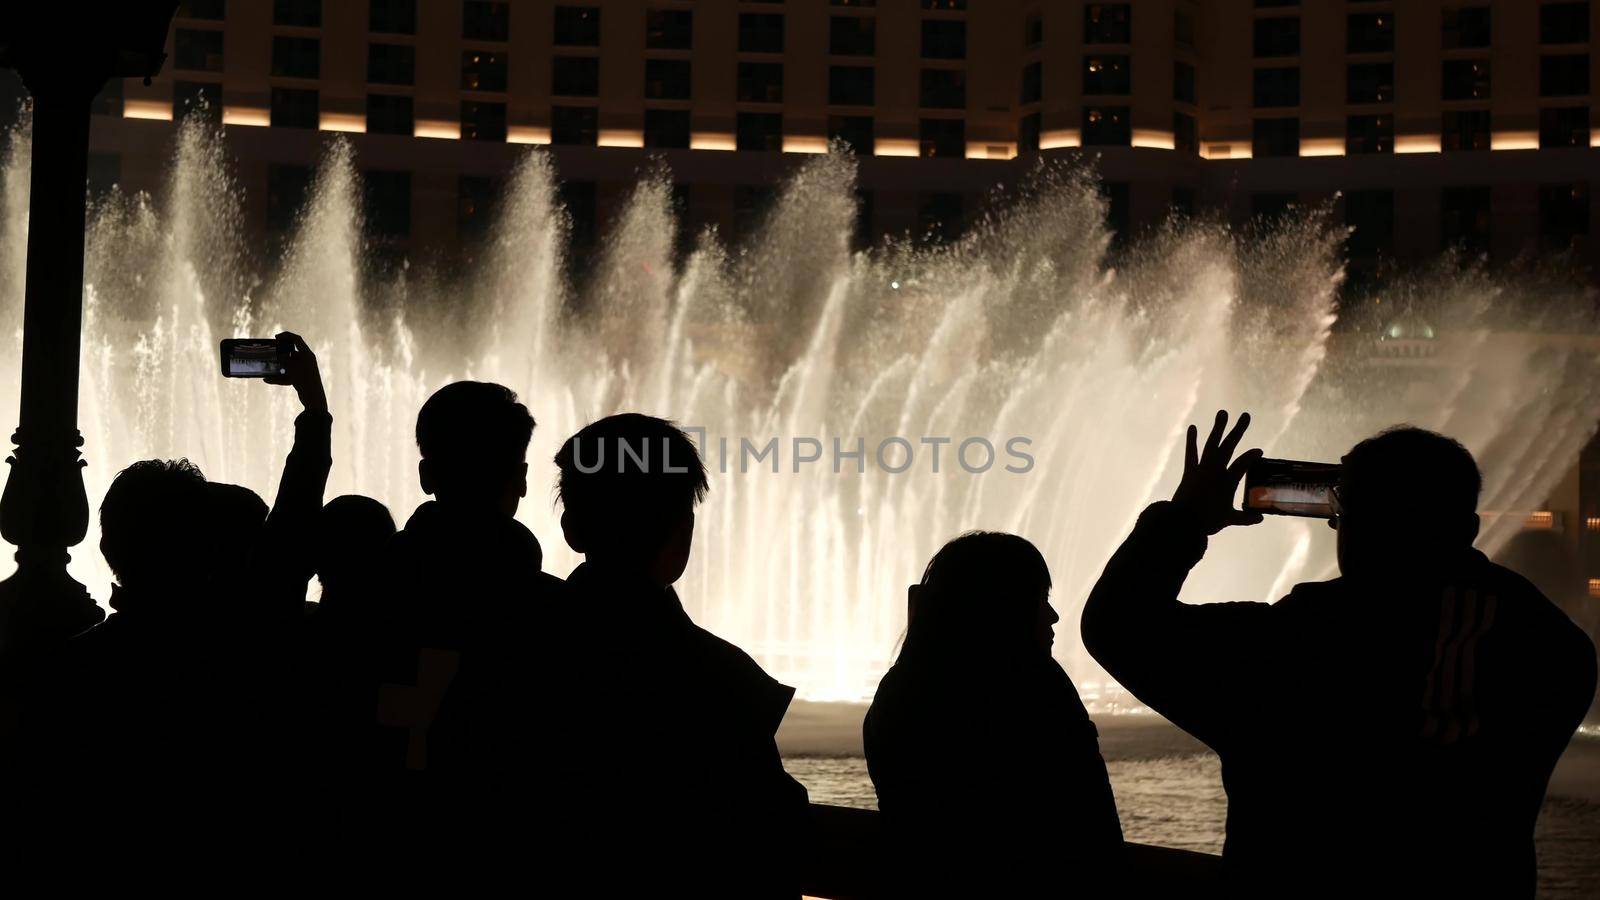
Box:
left=1589, top=578, right=1600, bottom=599
left=1585, top=516, right=1600, bottom=532
left=1525, top=511, right=1555, bottom=530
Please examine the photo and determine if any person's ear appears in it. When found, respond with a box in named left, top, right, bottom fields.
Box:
left=418, top=459, right=436, bottom=496
left=561, top=509, right=587, bottom=554
left=517, top=462, right=529, bottom=498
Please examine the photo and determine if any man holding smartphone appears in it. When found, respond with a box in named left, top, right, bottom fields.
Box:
left=1081, top=412, right=1597, bottom=898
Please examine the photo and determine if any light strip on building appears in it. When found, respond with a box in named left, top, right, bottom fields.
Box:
left=507, top=125, right=551, bottom=145
left=690, top=132, right=736, bottom=151
left=1299, top=138, right=1345, bottom=157
left=965, top=142, right=1016, bottom=159
left=784, top=135, right=829, bottom=154
left=1395, top=134, right=1441, bottom=154
left=598, top=129, right=644, bottom=148
left=1131, top=129, right=1176, bottom=150
left=1591, top=128, right=1600, bottom=148
left=319, top=112, right=366, bottom=134
left=875, top=138, right=920, bottom=157
left=124, top=98, right=174, bottom=121
left=415, top=119, right=460, bottom=140
left=222, top=106, right=269, bottom=127
left=1199, top=143, right=1252, bottom=160
left=1491, top=130, right=1538, bottom=151
left=1038, top=129, right=1081, bottom=150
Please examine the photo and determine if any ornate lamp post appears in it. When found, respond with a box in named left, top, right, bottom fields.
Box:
left=0, top=5, right=177, bottom=685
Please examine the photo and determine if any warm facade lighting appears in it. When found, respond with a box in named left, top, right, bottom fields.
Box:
left=690, top=132, right=736, bottom=151
left=965, top=142, right=1016, bottom=159
left=598, top=129, right=644, bottom=148
left=1525, top=510, right=1556, bottom=530
left=874, top=138, right=920, bottom=157
left=1590, top=578, right=1600, bottom=599
left=123, top=98, right=174, bottom=121
left=507, top=125, right=551, bottom=144
left=1131, top=129, right=1176, bottom=150
left=319, top=112, right=366, bottom=134
left=221, top=106, right=269, bottom=127
left=1200, top=143, right=1252, bottom=160
left=1585, top=516, right=1600, bottom=532
left=1299, top=137, right=1345, bottom=157
left=1592, top=129, right=1600, bottom=148
left=1491, top=130, right=1539, bottom=151
left=1395, top=134, right=1442, bottom=154
left=784, top=135, right=829, bottom=154
left=414, top=119, right=460, bottom=140
left=1038, top=129, right=1081, bottom=150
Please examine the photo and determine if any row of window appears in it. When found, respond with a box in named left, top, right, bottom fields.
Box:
left=180, top=0, right=512, bottom=42
left=1250, top=57, right=1590, bottom=108
left=1254, top=3, right=1591, bottom=58
left=1244, top=108, right=1594, bottom=157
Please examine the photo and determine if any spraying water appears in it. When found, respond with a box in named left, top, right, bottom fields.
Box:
left=3, top=116, right=1598, bottom=700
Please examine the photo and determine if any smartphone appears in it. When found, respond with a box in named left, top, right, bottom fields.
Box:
left=220, top=338, right=289, bottom=378
left=1243, top=457, right=1342, bottom=518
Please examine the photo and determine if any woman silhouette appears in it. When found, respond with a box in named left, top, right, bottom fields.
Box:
left=864, top=532, right=1122, bottom=895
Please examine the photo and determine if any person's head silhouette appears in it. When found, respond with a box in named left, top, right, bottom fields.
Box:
left=99, top=458, right=211, bottom=598
left=554, top=414, right=707, bottom=586
left=900, top=531, right=1058, bottom=663
left=315, top=494, right=395, bottom=607
left=1335, top=426, right=1481, bottom=582
left=415, top=381, right=535, bottom=515
left=204, top=481, right=269, bottom=581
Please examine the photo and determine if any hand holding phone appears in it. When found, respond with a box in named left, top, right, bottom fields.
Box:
left=1170, top=410, right=1265, bottom=535
left=221, top=332, right=327, bottom=413
left=1242, top=458, right=1342, bottom=519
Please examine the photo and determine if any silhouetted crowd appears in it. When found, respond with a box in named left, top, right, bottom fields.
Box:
left=1, top=334, right=1595, bottom=899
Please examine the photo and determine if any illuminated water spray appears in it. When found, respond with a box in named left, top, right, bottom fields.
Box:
left=2, top=116, right=1597, bottom=700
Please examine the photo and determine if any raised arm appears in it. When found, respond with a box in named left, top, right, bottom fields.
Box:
left=1080, top=410, right=1268, bottom=748
left=256, top=331, right=332, bottom=608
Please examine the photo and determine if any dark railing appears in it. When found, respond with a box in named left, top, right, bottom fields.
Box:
left=800, top=803, right=1223, bottom=899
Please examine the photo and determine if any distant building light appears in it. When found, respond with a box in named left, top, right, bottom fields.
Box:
left=124, top=98, right=175, bottom=121
left=1589, top=578, right=1600, bottom=599
left=1525, top=511, right=1555, bottom=530
left=1586, top=516, right=1600, bottom=532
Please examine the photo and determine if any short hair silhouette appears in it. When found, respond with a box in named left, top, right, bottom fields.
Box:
left=1341, top=426, right=1481, bottom=520
left=315, top=494, right=395, bottom=600
left=901, top=531, right=1051, bottom=660
left=99, top=458, right=209, bottom=588
left=415, top=381, right=535, bottom=501
left=554, top=413, right=707, bottom=556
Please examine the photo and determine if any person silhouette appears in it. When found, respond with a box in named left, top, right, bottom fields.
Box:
left=1082, top=413, right=1598, bottom=898
left=865, top=532, right=1123, bottom=897
left=555, top=413, right=809, bottom=899
left=314, top=494, right=396, bottom=616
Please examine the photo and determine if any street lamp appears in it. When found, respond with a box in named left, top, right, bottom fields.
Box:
left=0, top=4, right=177, bottom=680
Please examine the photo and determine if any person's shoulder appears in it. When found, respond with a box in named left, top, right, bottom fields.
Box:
left=1272, top=578, right=1345, bottom=611
left=685, top=622, right=796, bottom=730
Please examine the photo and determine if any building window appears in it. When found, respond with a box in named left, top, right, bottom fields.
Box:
left=1441, top=109, right=1490, bottom=151
left=739, top=14, right=785, bottom=53
left=1084, top=4, right=1132, bottom=44
left=829, top=115, right=874, bottom=154
left=458, top=175, right=499, bottom=242
left=1345, top=190, right=1394, bottom=259
left=737, top=112, right=784, bottom=151
left=92, top=78, right=124, bottom=116
left=554, top=6, right=600, bottom=47
left=1254, top=18, right=1300, bottom=58
left=645, top=59, right=692, bottom=100
left=1347, top=12, right=1395, bottom=54
left=86, top=152, right=118, bottom=202
left=1253, top=117, right=1299, bottom=157
left=919, top=118, right=965, bottom=157
left=921, top=20, right=966, bottom=60
left=1541, top=54, right=1590, bottom=97
left=461, top=100, right=506, bottom=141
left=1440, top=186, right=1491, bottom=255
left=267, top=164, right=313, bottom=234
left=173, top=81, right=221, bottom=123
left=1253, top=192, right=1295, bottom=221
left=830, top=16, right=876, bottom=55
left=1174, top=111, right=1197, bottom=154
left=462, top=51, right=508, bottom=92
left=647, top=10, right=693, bottom=50
left=921, top=69, right=966, bottom=109
left=1542, top=3, right=1591, bottom=44
left=1174, top=61, right=1196, bottom=104
left=272, top=36, right=320, bottom=79
left=738, top=63, right=784, bottom=103
left=1539, top=183, right=1590, bottom=250
left=1347, top=63, right=1394, bottom=104
left=553, top=57, right=600, bottom=96
left=370, top=0, right=415, bottom=35
left=917, top=192, right=963, bottom=243
left=1442, top=6, right=1491, bottom=50
left=363, top=170, right=411, bottom=239
left=367, top=94, right=413, bottom=135
left=1175, top=8, right=1195, bottom=48
left=1347, top=114, right=1393, bottom=153
left=1255, top=0, right=1298, bottom=7
left=1082, top=106, right=1130, bottom=146
left=1541, top=106, right=1591, bottom=148
left=644, top=109, right=690, bottom=148
left=1021, top=62, right=1042, bottom=105
left=464, top=1, right=509, bottom=41
left=368, top=44, right=415, bottom=85
left=830, top=66, right=875, bottom=106
left=832, top=0, right=876, bottom=6
left=1025, top=12, right=1043, bottom=49
left=1253, top=67, right=1299, bottom=108
left=273, top=0, right=320, bottom=28
left=178, top=0, right=226, bottom=20
left=551, top=105, right=598, bottom=145
left=1084, top=55, right=1130, bottom=95
left=174, top=29, right=224, bottom=73
left=922, top=0, right=966, bottom=8
left=1018, top=112, right=1041, bottom=153
left=1441, top=60, right=1490, bottom=100
left=270, top=87, right=318, bottom=129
